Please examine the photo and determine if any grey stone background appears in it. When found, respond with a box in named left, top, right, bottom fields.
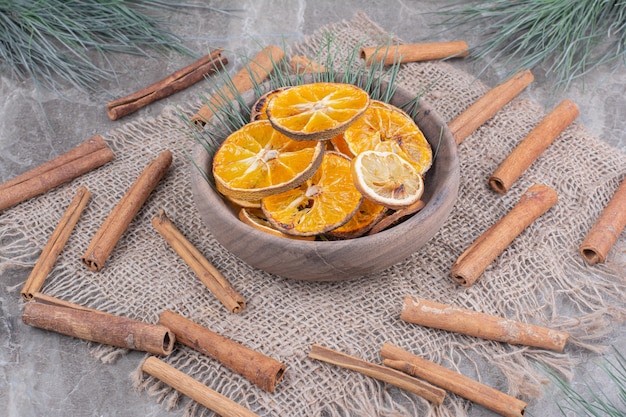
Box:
left=1, top=1, right=624, bottom=416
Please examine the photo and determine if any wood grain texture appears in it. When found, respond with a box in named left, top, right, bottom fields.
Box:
left=190, top=75, right=460, bottom=281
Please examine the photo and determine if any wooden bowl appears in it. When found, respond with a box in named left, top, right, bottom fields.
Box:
left=190, top=80, right=459, bottom=281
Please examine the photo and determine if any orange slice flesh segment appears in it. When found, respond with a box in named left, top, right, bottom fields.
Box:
left=343, top=100, right=433, bottom=175
left=326, top=198, right=388, bottom=239
left=262, top=152, right=363, bottom=236
left=238, top=208, right=315, bottom=241
left=212, top=120, right=324, bottom=200
left=266, top=82, right=370, bottom=141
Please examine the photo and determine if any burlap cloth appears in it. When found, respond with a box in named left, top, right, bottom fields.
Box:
left=3, top=12, right=625, bottom=417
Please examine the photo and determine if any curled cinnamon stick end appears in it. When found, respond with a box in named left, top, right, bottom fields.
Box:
left=0, top=135, right=113, bottom=211
left=21, top=186, right=91, bottom=300
left=107, top=49, right=228, bottom=120
left=152, top=210, right=245, bottom=314
left=449, top=69, right=534, bottom=145
left=290, top=55, right=326, bottom=74
left=308, top=344, right=446, bottom=404
left=159, top=310, right=286, bottom=393
left=360, top=41, right=469, bottom=66
left=451, top=183, right=558, bottom=286
left=81, top=150, right=172, bottom=272
left=22, top=297, right=175, bottom=355
left=400, top=296, right=569, bottom=351
left=141, top=356, right=261, bottom=417
left=490, top=100, right=579, bottom=194
left=367, top=200, right=425, bottom=235
left=191, top=45, right=285, bottom=127
left=580, top=177, right=626, bottom=264
left=380, top=343, right=527, bottom=417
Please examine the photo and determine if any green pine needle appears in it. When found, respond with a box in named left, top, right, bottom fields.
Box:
left=542, top=347, right=626, bottom=417
left=0, top=0, right=234, bottom=95
left=436, top=0, right=626, bottom=90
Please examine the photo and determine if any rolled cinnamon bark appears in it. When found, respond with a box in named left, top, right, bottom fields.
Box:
left=22, top=298, right=175, bottom=355
left=0, top=136, right=113, bottom=211
left=141, top=356, right=260, bottom=417
left=152, top=210, right=245, bottom=314
left=159, top=310, right=285, bottom=393
left=580, top=177, right=626, bottom=264
left=191, top=45, right=285, bottom=126
left=21, top=186, right=91, bottom=300
left=451, top=183, right=558, bottom=286
left=367, top=200, right=425, bottom=235
left=81, top=150, right=172, bottom=271
left=308, top=344, right=446, bottom=404
left=400, top=296, right=569, bottom=351
left=107, top=49, right=228, bottom=120
left=290, top=55, right=326, bottom=74
left=360, top=41, right=469, bottom=66
left=449, top=70, right=534, bottom=145
left=381, top=343, right=527, bottom=417
left=490, top=100, right=579, bottom=194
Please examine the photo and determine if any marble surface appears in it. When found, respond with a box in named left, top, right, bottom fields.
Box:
left=1, top=1, right=624, bottom=416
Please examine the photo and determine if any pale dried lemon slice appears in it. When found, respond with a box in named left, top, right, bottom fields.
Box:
left=262, top=152, right=363, bottom=236
left=342, top=100, right=433, bottom=175
left=351, top=150, right=424, bottom=210
left=212, top=120, right=324, bottom=200
left=266, top=82, right=370, bottom=141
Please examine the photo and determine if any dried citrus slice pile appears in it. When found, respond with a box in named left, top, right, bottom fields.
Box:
left=212, top=81, right=433, bottom=240
left=266, top=82, right=370, bottom=141
left=261, top=152, right=363, bottom=237
left=337, top=100, right=433, bottom=175
left=212, top=120, right=324, bottom=200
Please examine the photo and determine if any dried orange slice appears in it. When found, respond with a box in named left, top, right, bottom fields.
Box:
left=238, top=208, right=315, bottom=241
left=212, top=120, right=324, bottom=200
left=262, top=152, right=363, bottom=236
left=250, top=87, right=290, bottom=121
left=266, top=82, right=370, bottom=141
left=342, top=100, right=432, bottom=175
left=326, top=198, right=388, bottom=239
left=225, top=195, right=262, bottom=209
left=351, top=150, right=424, bottom=210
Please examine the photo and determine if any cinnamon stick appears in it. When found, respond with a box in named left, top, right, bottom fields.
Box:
left=290, top=55, right=326, bottom=74
left=106, top=49, right=228, bottom=120
left=191, top=45, right=285, bottom=126
left=159, top=310, right=285, bottom=393
left=81, top=150, right=172, bottom=271
left=32, top=292, right=100, bottom=313
left=451, top=183, right=558, bottom=286
left=0, top=136, right=113, bottom=211
left=308, top=344, right=446, bottom=404
left=360, top=41, right=469, bottom=66
left=152, top=210, right=245, bottom=314
left=141, top=356, right=260, bottom=417
left=367, top=200, right=425, bottom=235
left=400, top=295, right=569, bottom=351
left=22, top=297, right=175, bottom=355
left=580, top=177, right=626, bottom=264
left=449, top=70, right=534, bottom=145
left=490, top=100, right=579, bottom=194
left=381, top=343, right=526, bottom=417
left=21, top=186, right=91, bottom=300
